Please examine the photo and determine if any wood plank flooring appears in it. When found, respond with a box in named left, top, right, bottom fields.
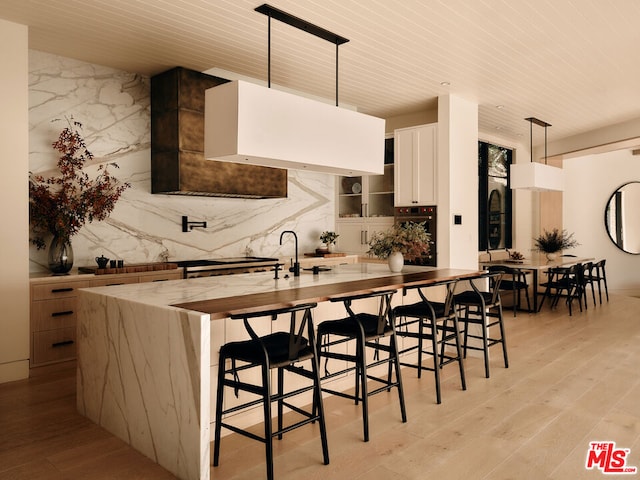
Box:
left=1, top=294, right=639, bottom=480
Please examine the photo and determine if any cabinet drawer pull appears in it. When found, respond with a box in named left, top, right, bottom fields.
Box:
left=51, top=287, right=74, bottom=293
left=106, top=282, right=124, bottom=286
left=51, top=340, right=74, bottom=348
left=152, top=279, right=168, bottom=282
left=51, top=310, right=74, bottom=317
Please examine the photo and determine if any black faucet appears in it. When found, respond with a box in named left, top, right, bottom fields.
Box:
left=279, top=230, right=300, bottom=277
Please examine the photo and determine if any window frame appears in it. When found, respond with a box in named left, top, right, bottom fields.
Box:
left=478, top=141, right=513, bottom=251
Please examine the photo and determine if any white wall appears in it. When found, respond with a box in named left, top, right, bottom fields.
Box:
left=0, top=19, right=30, bottom=382
left=563, top=149, right=640, bottom=297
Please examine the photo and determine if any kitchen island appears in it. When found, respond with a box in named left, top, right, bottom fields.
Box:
left=76, top=263, right=481, bottom=480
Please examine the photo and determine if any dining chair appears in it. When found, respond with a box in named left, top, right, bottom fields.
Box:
left=538, top=264, right=585, bottom=316
left=591, top=259, right=610, bottom=303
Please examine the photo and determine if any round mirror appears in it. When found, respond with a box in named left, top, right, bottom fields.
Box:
left=605, top=181, right=640, bottom=254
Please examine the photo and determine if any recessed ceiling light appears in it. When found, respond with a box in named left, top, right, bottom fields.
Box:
left=440, top=81, right=450, bottom=86
left=496, top=105, right=505, bottom=109
left=495, top=126, right=504, bottom=130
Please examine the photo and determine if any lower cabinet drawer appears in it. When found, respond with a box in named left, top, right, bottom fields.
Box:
left=31, top=298, right=77, bottom=331
left=32, top=327, right=76, bottom=365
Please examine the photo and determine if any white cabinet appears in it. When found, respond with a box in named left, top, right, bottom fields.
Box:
left=336, top=218, right=394, bottom=254
left=337, top=137, right=395, bottom=254
left=394, top=123, right=437, bottom=206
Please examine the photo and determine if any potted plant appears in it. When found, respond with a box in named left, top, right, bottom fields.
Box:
left=319, top=231, right=339, bottom=253
left=29, top=118, right=130, bottom=273
left=533, top=228, right=579, bottom=260
left=367, top=222, right=431, bottom=272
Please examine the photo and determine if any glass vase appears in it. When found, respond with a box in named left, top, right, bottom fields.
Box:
left=48, top=234, right=74, bottom=274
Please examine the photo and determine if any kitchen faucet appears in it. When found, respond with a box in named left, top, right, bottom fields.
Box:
left=279, top=230, right=300, bottom=277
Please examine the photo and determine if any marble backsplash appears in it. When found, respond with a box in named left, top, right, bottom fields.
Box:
left=28, top=50, right=335, bottom=273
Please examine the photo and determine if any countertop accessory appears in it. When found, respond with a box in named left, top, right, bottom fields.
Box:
left=95, top=255, right=109, bottom=269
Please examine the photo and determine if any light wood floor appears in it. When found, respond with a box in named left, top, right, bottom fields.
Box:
left=2, top=294, right=639, bottom=480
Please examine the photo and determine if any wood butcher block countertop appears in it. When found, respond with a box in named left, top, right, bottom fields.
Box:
left=80, top=263, right=483, bottom=320
left=173, top=266, right=482, bottom=319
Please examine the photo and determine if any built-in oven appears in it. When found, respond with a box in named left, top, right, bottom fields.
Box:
left=394, top=205, right=437, bottom=266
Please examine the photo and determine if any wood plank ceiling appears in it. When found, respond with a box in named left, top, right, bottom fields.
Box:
left=2, top=0, right=640, bottom=146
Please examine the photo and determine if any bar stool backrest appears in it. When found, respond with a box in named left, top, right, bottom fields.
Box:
left=409, top=278, right=458, bottom=318
left=330, top=289, right=396, bottom=336
left=230, top=303, right=317, bottom=363
left=469, top=271, right=504, bottom=307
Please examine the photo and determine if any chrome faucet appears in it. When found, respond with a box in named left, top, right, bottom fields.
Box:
left=279, top=230, right=300, bottom=277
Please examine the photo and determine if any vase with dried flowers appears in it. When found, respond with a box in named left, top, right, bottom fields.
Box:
left=367, top=221, right=430, bottom=272
left=29, top=118, right=130, bottom=273
left=533, top=228, right=579, bottom=260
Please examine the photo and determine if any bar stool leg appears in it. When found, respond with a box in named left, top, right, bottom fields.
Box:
left=357, top=331, right=370, bottom=442
left=262, top=362, right=274, bottom=480
left=480, top=309, right=490, bottom=378
left=390, top=328, right=407, bottom=423
left=429, top=315, right=442, bottom=404
left=452, top=313, right=467, bottom=391
left=213, top=354, right=226, bottom=467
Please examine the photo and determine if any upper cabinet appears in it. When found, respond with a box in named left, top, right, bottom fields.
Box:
left=336, top=137, right=394, bottom=254
left=394, top=123, right=437, bottom=206
left=337, top=137, right=395, bottom=219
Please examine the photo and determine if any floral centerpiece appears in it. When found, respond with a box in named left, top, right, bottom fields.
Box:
left=29, top=118, right=130, bottom=272
left=368, top=221, right=430, bottom=271
left=533, top=228, right=579, bottom=259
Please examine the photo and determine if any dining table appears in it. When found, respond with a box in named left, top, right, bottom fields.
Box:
left=479, top=255, right=595, bottom=312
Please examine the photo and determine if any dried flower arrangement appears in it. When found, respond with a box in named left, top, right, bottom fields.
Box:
left=367, top=221, right=430, bottom=260
left=29, top=118, right=130, bottom=249
left=533, top=228, right=579, bottom=254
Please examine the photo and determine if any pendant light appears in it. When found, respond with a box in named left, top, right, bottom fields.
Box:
left=204, top=4, right=385, bottom=176
left=510, top=117, right=563, bottom=191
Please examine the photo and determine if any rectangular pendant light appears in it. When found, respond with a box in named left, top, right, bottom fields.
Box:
left=510, top=116, right=564, bottom=192
left=510, top=162, right=563, bottom=191
left=204, top=80, right=385, bottom=175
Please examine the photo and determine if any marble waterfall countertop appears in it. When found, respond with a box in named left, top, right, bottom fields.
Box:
left=76, top=263, right=481, bottom=480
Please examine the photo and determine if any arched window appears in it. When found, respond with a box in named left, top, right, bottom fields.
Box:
left=478, top=141, right=512, bottom=251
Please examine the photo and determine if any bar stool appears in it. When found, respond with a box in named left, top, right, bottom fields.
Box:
left=213, top=302, right=329, bottom=480
left=316, top=289, right=406, bottom=442
left=393, top=279, right=466, bottom=404
left=453, top=272, right=509, bottom=378
left=488, top=265, right=532, bottom=316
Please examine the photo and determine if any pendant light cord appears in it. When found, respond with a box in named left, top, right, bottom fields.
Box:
left=257, top=4, right=348, bottom=107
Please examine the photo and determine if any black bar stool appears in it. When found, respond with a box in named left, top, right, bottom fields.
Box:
left=393, top=279, right=466, bottom=404
left=316, top=289, right=406, bottom=442
left=213, top=302, right=329, bottom=480
left=488, top=265, right=532, bottom=316
left=453, top=272, right=509, bottom=378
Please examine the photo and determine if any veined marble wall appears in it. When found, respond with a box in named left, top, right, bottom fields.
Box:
left=29, top=50, right=335, bottom=273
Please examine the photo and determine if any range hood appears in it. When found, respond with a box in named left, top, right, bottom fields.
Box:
left=204, top=80, right=385, bottom=176
left=151, top=67, right=287, bottom=198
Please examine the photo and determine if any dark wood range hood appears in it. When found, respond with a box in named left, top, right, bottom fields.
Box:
left=151, top=67, right=288, bottom=198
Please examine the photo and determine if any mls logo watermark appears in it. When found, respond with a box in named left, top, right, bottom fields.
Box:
left=586, top=441, right=637, bottom=474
